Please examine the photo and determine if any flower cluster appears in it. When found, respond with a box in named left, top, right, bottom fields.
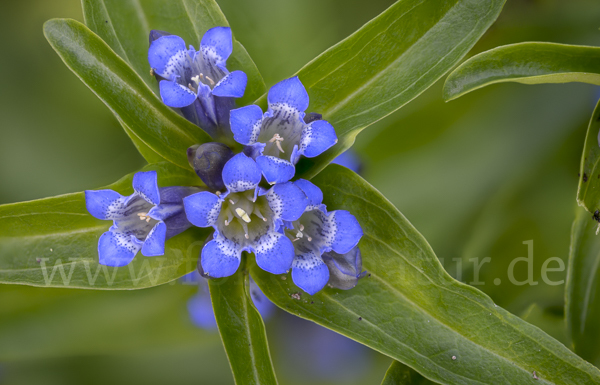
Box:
left=84, top=26, right=365, bottom=295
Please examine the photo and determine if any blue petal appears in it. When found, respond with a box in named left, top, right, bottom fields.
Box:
left=292, top=251, right=330, bottom=295
left=149, top=202, right=184, bottom=222
left=230, top=105, right=264, bottom=145
left=158, top=186, right=201, bottom=204
left=183, top=191, right=222, bottom=228
left=266, top=182, right=308, bottom=222
left=256, top=156, right=295, bottom=184
left=85, top=189, right=125, bottom=220
left=141, top=222, right=167, bottom=256
left=200, top=26, right=233, bottom=66
left=187, top=291, right=217, bottom=330
left=300, top=120, right=338, bottom=158
left=294, top=179, right=323, bottom=207
left=222, top=153, right=262, bottom=193
left=330, top=210, right=363, bottom=254
left=98, top=231, right=140, bottom=267
left=212, top=70, right=247, bottom=98
left=159, top=80, right=197, bottom=108
left=267, top=76, right=309, bottom=113
left=148, top=35, right=187, bottom=76
left=201, top=235, right=241, bottom=278
left=252, top=232, right=294, bottom=274
left=132, top=171, right=160, bottom=205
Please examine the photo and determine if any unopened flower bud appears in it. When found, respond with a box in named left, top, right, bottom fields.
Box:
left=187, top=142, right=233, bottom=191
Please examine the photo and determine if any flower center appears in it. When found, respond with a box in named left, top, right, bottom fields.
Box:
left=258, top=109, right=306, bottom=161
left=284, top=209, right=327, bottom=253
left=217, top=190, right=274, bottom=246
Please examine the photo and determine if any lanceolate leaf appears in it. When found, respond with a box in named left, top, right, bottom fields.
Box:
left=82, top=0, right=265, bottom=106
left=578, top=98, right=600, bottom=214
left=209, top=267, right=278, bottom=385
left=443, top=42, right=600, bottom=101
left=252, top=165, right=600, bottom=385
left=268, top=0, right=506, bottom=179
left=44, top=18, right=210, bottom=170
left=566, top=207, right=600, bottom=367
left=0, top=163, right=209, bottom=289
left=381, top=361, right=436, bottom=385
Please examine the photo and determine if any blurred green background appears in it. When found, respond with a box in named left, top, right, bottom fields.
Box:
left=2, top=0, right=600, bottom=383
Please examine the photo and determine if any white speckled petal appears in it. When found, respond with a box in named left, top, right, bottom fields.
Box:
left=252, top=232, right=295, bottom=275
left=98, top=231, right=142, bottom=267
left=201, top=234, right=241, bottom=278
left=292, top=250, right=330, bottom=295
left=183, top=191, right=223, bottom=228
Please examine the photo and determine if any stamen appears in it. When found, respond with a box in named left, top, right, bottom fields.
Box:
left=137, top=212, right=149, bottom=221
left=292, top=238, right=299, bottom=242
left=188, top=83, right=197, bottom=93
left=146, top=217, right=151, bottom=223
left=299, top=224, right=304, bottom=231
left=235, top=208, right=251, bottom=223
left=307, top=236, right=312, bottom=242
left=150, top=68, right=155, bottom=77
left=253, top=208, right=268, bottom=222
left=268, top=134, right=285, bottom=153
left=239, top=221, right=250, bottom=240
left=224, top=219, right=229, bottom=226
left=205, top=76, right=215, bottom=86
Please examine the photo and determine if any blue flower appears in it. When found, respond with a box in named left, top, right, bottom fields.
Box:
left=85, top=171, right=200, bottom=267
left=148, top=27, right=247, bottom=141
left=183, top=153, right=308, bottom=277
left=230, top=77, right=338, bottom=184
left=322, top=247, right=366, bottom=290
left=284, top=179, right=363, bottom=295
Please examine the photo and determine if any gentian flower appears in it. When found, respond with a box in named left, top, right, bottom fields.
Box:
left=230, top=77, right=337, bottom=184
left=285, top=179, right=363, bottom=295
left=322, top=247, right=366, bottom=290
left=85, top=171, right=200, bottom=267
left=185, top=270, right=275, bottom=329
left=148, top=27, right=247, bottom=141
left=183, top=153, right=308, bottom=277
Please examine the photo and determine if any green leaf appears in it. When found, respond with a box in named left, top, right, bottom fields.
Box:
left=0, top=162, right=209, bottom=289
left=81, top=0, right=265, bottom=106
left=44, top=18, right=211, bottom=170
left=209, top=265, right=278, bottom=385
left=381, top=361, right=436, bottom=385
left=443, top=42, right=600, bottom=101
left=263, top=0, right=506, bottom=179
left=566, top=207, right=600, bottom=367
left=252, top=164, right=600, bottom=385
left=578, top=98, right=600, bottom=214
left=0, top=284, right=220, bottom=360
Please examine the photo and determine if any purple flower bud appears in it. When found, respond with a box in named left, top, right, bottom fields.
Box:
left=187, top=142, right=234, bottom=191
